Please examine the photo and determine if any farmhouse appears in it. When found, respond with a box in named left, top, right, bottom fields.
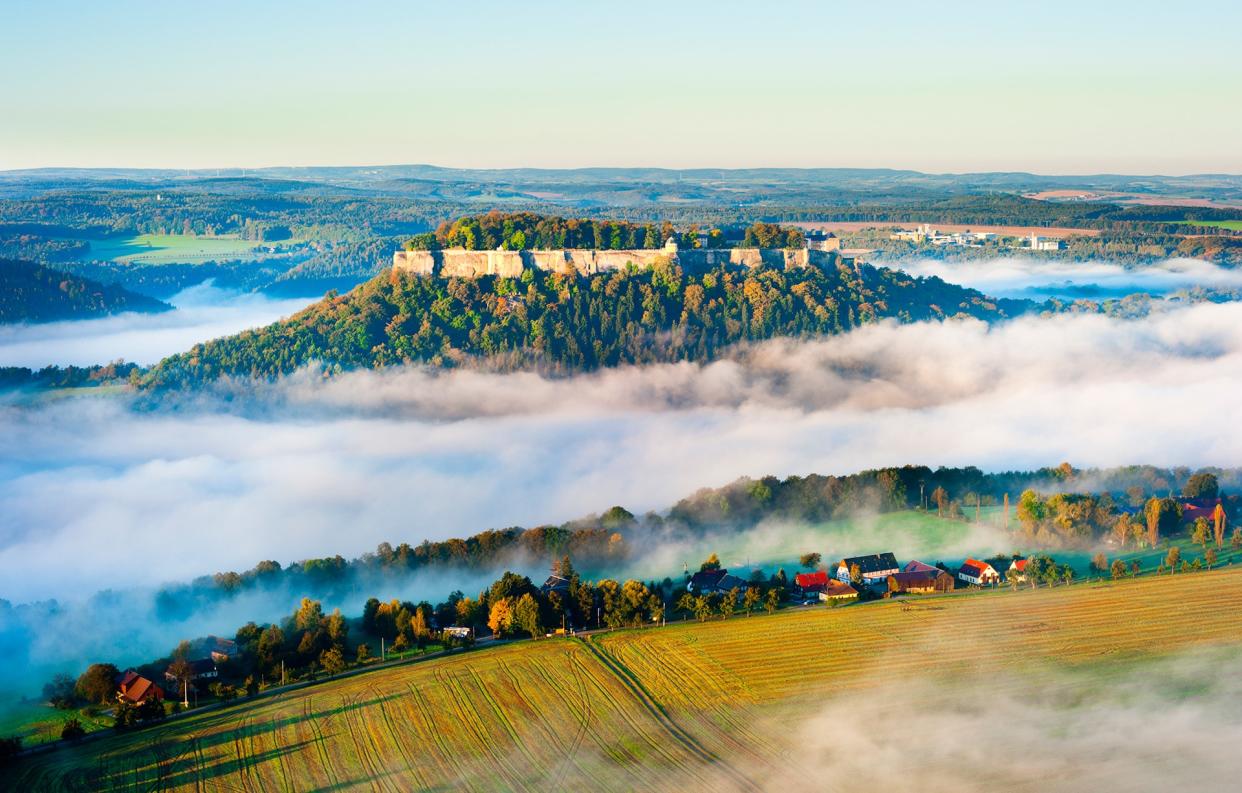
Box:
left=164, top=658, right=218, bottom=686
left=795, top=570, right=829, bottom=594
left=957, top=558, right=1001, bottom=586
left=1008, top=558, right=1029, bottom=582
left=887, top=569, right=954, bottom=594
left=540, top=574, right=571, bottom=596
left=687, top=569, right=749, bottom=595
left=186, top=636, right=236, bottom=664
left=116, top=670, right=165, bottom=704
left=903, top=560, right=939, bottom=574
left=835, top=553, right=900, bottom=584
left=1182, top=498, right=1227, bottom=527
left=818, top=579, right=859, bottom=602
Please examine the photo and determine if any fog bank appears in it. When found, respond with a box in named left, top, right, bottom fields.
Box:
left=0, top=282, right=315, bottom=368
left=888, top=255, right=1242, bottom=299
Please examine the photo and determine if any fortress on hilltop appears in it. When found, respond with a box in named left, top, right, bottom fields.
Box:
left=392, top=237, right=866, bottom=279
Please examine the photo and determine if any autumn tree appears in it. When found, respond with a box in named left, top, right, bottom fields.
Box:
left=699, top=553, right=722, bottom=572
left=743, top=586, right=761, bottom=616
left=1110, top=559, right=1128, bottom=579
left=799, top=552, right=822, bottom=570
left=765, top=588, right=780, bottom=615
left=931, top=486, right=949, bottom=517
left=75, top=663, right=120, bottom=705
left=1145, top=497, right=1181, bottom=547
left=1165, top=545, right=1182, bottom=572
left=720, top=587, right=739, bottom=619
left=319, top=648, right=346, bottom=676
left=488, top=598, right=515, bottom=637
left=1192, top=517, right=1212, bottom=550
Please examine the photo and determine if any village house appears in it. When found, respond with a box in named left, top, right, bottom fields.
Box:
left=902, top=560, right=939, bottom=574
left=687, top=568, right=749, bottom=595
left=794, top=570, right=829, bottom=595
left=164, top=658, right=219, bottom=687
left=886, top=568, right=954, bottom=594
left=957, top=558, right=1001, bottom=586
left=1007, top=558, right=1029, bottom=582
left=835, top=553, right=900, bottom=585
left=116, top=670, right=165, bottom=704
left=186, top=635, right=236, bottom=664
left=1181, top=498, right=1227, bottom=528
left=540, top=573, right=571, bottom=596
left=819, top=579, right=859, bottom=603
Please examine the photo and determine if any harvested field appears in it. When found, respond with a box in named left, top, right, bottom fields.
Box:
left=11, top=568, right=1242, bottom=791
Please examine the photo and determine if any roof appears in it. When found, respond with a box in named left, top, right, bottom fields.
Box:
left=1010, top=559, right=1028, bottom=572
left=888, top=570, right=946, bottom=586
left=689, top=569, right=727, bottom=589
left=903, top=560, right=937, bottom=573
left=795, top=571, right=829, bottom=589
left=958, top=558, right=995, bottom=578
left=118, top=671, right=162, bottom=703
left=840, top=553, right=899, bottom=575
left=822, top=580, right=858, bottom=598
left=541, top=574, right=570, bottom=592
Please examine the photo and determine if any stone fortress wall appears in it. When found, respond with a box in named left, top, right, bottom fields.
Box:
left=392, top=239, right=850, bottom=279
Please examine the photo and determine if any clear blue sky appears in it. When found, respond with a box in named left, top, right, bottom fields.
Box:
left=1, top=0, right=1238, bottom=173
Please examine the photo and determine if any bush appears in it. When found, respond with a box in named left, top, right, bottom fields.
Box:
left=60, top=718, right=86, bottom=741
left=0, top=735, right=21, bottom=764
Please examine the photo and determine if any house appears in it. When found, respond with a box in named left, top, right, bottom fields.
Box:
left=540, top=574, right=571, bottom=596
left=835, top=553, right=900, bottom=585
left=886, top=569, right=954, bottom=594
left=1008, top=558, right=1029, bottom=581
left=442, top=626, right=472, bottom=639
left=902, top=560, right=938, bottom=574
left=116, top=670, right=165, bottom=704
left=1181, top=498, right=1226, bottom=527
left=818, top=580, right=859, bottom=602
left=794, top=570, right=829, bottom=594
left=805, top=229, right=841, bottom=252
left=185, top=635, right=235, bottom=664
left=164, top=658, right=218, bottom=686
left=687, top=569, right=748, bottom=594
left=957, top=558, right=1001, bottom=586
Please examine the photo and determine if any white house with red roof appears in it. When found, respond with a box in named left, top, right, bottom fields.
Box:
left=957, top=558, right=1000, bottom=586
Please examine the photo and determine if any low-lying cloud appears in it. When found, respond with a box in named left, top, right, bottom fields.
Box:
left=0, top=282, right=315, bottom=368
left=888, top=255, right=1242, bottom=299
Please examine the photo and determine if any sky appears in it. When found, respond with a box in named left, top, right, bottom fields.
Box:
left=1, top=0, right=1239, bottom=174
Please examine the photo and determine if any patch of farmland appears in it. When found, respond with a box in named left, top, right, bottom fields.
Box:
left=12, top=568, right=1242, bottom=791
left=81, top=234, right=271, bottom=264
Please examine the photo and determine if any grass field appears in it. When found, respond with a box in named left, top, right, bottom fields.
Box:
left=1175, top=219, right=1242, bottom=232
left=81, top=234, right=270, bottom=264
left=10, top=567, right=1242, bottom=791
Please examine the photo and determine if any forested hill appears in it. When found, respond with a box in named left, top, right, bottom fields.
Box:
left=141, top=260, right=1029, bottom=388
left=0, top=258, right=170, bottom=323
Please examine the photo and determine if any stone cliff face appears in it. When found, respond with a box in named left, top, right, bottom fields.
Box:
left=392, top=246, right=837, bottom=278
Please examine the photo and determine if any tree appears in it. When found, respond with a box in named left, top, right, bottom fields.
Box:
left=720, top=588, right=739, bottom=619
left=294, top=598, right=324, bottom=633
left=676, top=592, right=695, bottom=619
left=1113, top=513, right=1132, bottom=548
left=1145, top=497, right=1182, bottom=547
left=1192, top=517, right=1212, bottom=550
left=1232, top=527, right=1242, bottom=550
left=1165, top=545, right=1182, bottom=572
left=765, top=588, right=780, bottom=615
left=487, top=598, right=515, bottom=637
left=931, top=486, right=949, bottom=517
left=1060, top=565, right=1075, bottom=586
left=166, top=657, right=194, bottom=705
left=514, top=593, right=543, bottom=638
left=849, top=563, right=863, bottom=586
left=1089, top=553, right=1108, bottom=574
left=1183, top=472, right=1219, bottom=499
left=799, top=552, right=822, bottom=570
left=356, top=644, right=371, bottom=663
left=326, top=609, right=349, bottom=650
left=743, top=587, right=761, bottom=616
left=1206, top=548, right=1218, bottom=569
left=42, top=674, right=77, bottom=709
left=699, top=553, right=722, bottom=572
left=693, top=595, right=714, bottom=622
left=319, top=648, right=346, bottom=676
left=1110, top=559, right=1128, bottom=579
left=75, top=663, right=120, bottom=705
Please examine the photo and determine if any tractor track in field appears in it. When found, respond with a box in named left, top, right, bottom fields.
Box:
left=579, top=636, right=760, bottom=793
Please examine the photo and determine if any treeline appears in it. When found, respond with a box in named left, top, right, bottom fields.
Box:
left=0, top=259, right=170, bottom=323
left=407, top=212, right=807, bottom=252
left=140, top=259, right=1025, bottom=388
left=0, top=362, right=141, bottom=389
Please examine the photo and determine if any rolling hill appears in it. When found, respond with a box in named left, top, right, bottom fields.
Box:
left=140, top=259, right=1028, bottom=388
left=0, top=258, right=170, bottom=324
left=10, top=567, right=1242, bottom=791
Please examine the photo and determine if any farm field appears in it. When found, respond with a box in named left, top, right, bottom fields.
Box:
left=1175, top=219, right=1242, bottom=232
left=10, top=567, right=1242, bottom=792
left=793, top=220, right=1102, bottom=238
left=80, top=234, right=273, bottom=264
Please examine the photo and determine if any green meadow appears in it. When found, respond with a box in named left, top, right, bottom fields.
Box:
left=1176, top=219, right=1242, bottom=232
left=82, top=234, right=271, bottom=264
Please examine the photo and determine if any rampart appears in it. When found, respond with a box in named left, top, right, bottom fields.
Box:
left=392, top=244, right=844, bottom=279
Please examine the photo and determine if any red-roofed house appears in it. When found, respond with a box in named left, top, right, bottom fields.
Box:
left=795, top=570, right=829, bottom=594
left=957, top=558, right=1000, bottom=586
left=903, top=560, right=938, bottom=574
left=116, top=670, right=165, bottom=705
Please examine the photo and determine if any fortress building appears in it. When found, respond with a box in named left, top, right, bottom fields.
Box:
left=393, top=238, right=866, bottom=279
